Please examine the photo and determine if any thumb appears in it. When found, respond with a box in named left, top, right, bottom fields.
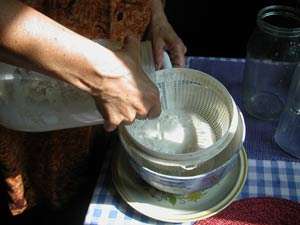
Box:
left=104, top=121, right=117, bottom=132
left=153, top=38, right=165, bottom=70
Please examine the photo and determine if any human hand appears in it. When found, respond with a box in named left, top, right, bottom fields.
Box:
left=148, top=0, right=187, bottom=69
left=92, top=36, right=161, bottom=132
left=0, top=1, right=161, bottom=132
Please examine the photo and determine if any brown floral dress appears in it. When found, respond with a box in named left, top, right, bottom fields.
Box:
left=0, top=0, right=151, bottom=216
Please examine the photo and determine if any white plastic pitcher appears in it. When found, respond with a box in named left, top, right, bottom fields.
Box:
left=0, top=41, right=161, bottom=132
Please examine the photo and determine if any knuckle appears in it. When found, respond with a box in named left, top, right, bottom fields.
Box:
left=124, top=109, right=136, bottom=124
left=128, top=111, right=136, bottom=123
left=108, top=117, right=122, bottom=127
left=175, top=39, right=187, bottom=53
left=137, top=106, right=148, bottom=117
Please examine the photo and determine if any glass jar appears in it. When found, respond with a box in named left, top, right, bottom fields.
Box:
left=243, top=5, right=300, bottom=120
left=274, top=64, right=300, bottom=158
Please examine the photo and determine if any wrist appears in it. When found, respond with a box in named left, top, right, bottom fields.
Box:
left=86, top=42, right=131, bottom=79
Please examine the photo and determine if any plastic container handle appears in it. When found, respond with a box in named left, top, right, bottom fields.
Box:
left=162, top=52, right=173, bottom=69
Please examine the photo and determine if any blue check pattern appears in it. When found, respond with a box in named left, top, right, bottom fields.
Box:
left=84, top=150, right=300, bottom=225
left=240, top=159, right=300, bottom=201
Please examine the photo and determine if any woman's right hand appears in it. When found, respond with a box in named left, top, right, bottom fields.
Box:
left=0, top=1, right=160, bottom=132
left=90, top=36, right=161, bottom=131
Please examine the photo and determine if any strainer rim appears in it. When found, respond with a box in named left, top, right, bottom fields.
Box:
left=122, top=68, right=239, bottom=163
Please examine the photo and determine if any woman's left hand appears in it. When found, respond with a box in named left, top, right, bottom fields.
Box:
left=147, top=0, right=187, bottom=69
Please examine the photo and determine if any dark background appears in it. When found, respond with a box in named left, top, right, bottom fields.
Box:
left=165, top=0, right=299, bottom=57
left=2, top=1, right=300, bottom=225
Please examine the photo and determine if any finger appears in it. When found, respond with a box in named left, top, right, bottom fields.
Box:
left=170, top=52, right=185, bottom=67
left=101, top=107, right=118, bottom=132
left=147, top=101, right=161, bottom=119
left=135, top=114, right=147, bottom=120
left=121, top=108, right=137, bottom=125
left=104, top=113, right=123, bottom=132
left=153, top=38, right=165, bottom=70
left=95, top=100, right=121, bottom=132
left=137, top=80, right=161, bottom=117
left=104, top=122, right=117, bottom=132
left=169, top=40, right=187, bottom=67
left=130, top=85, right=160, bottom=120
left=146, top=87, right=162, bottom=119
left=134, top=100, right=151, bottom=119
left=102, top=111, right=119, bottom=132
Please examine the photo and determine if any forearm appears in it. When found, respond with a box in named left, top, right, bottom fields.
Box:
left=0, top=0, right=118, bottom=94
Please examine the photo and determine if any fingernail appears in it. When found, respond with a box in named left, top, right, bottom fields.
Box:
left=156, top=63, right=162, bottom=70
left=104, top=124, right=115, bottom=132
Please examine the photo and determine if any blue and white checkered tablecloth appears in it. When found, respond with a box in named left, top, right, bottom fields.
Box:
left=84, top=149, right=300, bottom=225
left=84, top=57, right=300, bottom=225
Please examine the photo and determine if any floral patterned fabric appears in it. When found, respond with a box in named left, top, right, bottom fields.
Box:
left=22, top=0, right=151, bottom=41
left=0, top=0, right=151, bottom=216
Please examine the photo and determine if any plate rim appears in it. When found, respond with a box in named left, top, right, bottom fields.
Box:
left=112, top=147, right=248, bottom=223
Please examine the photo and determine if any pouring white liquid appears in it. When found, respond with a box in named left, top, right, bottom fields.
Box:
left=130, top=109, right=216, bottom=154
left=0, top=41, right=156, bottom=132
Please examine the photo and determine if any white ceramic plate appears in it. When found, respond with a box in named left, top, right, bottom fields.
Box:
left=112, top=146, right=248, bottom=223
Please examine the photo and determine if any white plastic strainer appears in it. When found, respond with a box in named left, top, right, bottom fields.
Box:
left=120, top=61, right=239, bottom=170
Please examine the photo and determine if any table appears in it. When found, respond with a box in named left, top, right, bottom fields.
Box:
left=84, top=57, right=300, bottom=225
